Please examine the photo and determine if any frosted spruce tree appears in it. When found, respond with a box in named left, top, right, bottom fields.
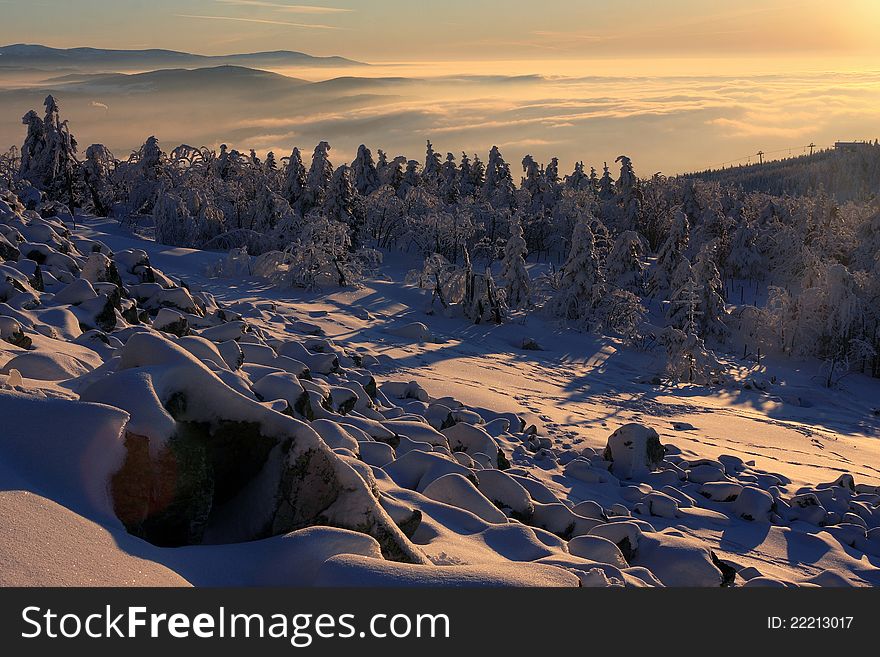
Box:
left=470, top=153, right=486, bottom=191
left=521, top=155, right=542, bottom=209
left=376, top=148, right=389, bottom=180
left=381, top=155, right=406, bottom=191
left=352, top=144, right=380, bottom=197
left=125, top=136, right=166, bottom=215
left=658, top=326, right=724, bottom=384
left=484, top=146, right=516, bottom=209
left=606, top=230, right=646, bottom=293
left=666, top=269, right=700, bottom=333
left=325, top=164, right=363, bottom=249
left=588, top=166, right=599, bottom=196
left=440, top=152, right=460, bottom=204
left=727, top=220, right=762, bottom=281
left=565, top=161, right=589, bottom=191
left=692, top=243, right=729, bottom=341
left=19, top=95, right=79, bottom=209
left=500, top=215, right=531, bottom=309
left=551, top=213, right=605, bottom=324
left=247, top=184, right=281, bottom=234
left=597, top=162, right=617, bottom=224
left=282, top=147, right=306, bottom=211
left=616, top=155, right=643, bottom=233
left=545, top=157, right=560, bottom=190
left=423, top=140, right=442, bottom=187
left=82, top=143, right=115, bottom=216
left=302, top=141, right=333, bottom=214
left=650, top=209, right=689, bottom=296
left=458, top=152, right=474, bottom=197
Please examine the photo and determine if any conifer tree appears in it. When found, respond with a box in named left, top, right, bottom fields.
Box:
left=500, top=215, right=531, bottom=309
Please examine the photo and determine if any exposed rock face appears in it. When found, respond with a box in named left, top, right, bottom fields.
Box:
left=85, top=333, right=426, bottom=564
left=603, top=423, right=665, bottom=479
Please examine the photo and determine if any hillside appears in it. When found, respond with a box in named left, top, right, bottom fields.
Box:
left=0, top=44, right=366, bottom=72
left=684, top=143, right=880, bottom=202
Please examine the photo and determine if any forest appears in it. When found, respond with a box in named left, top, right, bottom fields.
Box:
left=3, top=95, right=880, bottom=386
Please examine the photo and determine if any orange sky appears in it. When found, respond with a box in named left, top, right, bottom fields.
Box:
left=1, top=1, right=878, bottom=64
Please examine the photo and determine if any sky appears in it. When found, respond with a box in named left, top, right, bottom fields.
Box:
left=1, top=0, right=879, bottom=64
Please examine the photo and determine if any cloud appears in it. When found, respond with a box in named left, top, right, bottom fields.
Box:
left=90, top=101, right=109, bottom=111
left=5, top=64, right=879, bottom=177
left=213, top=1, right=352, bottom=13
left=173, top=13, right=343, bottom=29
left=706, top=117, right=816, bottom=140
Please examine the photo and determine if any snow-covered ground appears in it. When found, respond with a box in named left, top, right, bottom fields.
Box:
left=3, top=207, right=880, bottom=587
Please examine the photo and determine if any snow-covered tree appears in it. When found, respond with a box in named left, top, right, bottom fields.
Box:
left=521, top=155, right=542, bottom=207
left=282, top=147, right=306, bottom=210
left=616, top=155, right=642, bottom=232
left=658, top=326, right=724, bottom=384
left=19, top=95, right=79, bottom=208
left=666, top=270, right=701, bottom=334
left=458, top=152, right=474, bottom=197
left=246, top=184, right=282, bottom=233
left=484, top=146, right=516, bottom=209
left=545, top=158, right=560, bottom=190
left=352, top=144, right=380, bottom=197
left=440, top=152, right=460, bottom=204
left=302, top=141, right=333, bottom=213
left=565, top=161, right=589, bottom=191
left=650, top=209, right=689, bottom=296
left=380, top=155, right=406, bottom=191
left=692, top=243, right=729, bottom=341
left=124, top=136, right=166, bottom=215
left=551, top=214, right=605, bottom=323
left=423, top=140, right=442, bottom=187
left=261, top=216, right=362, bottom=290
left=82, top=144, right=115, bottom=216
left=325, top=164, right=363, bottom=249
left=606, top=230, right=646, bottom=293
left=470, top=153, right=486, bottom=191
left=594, top=288, right=646, bottom=339
left=500, top=215, right=531, bottom=309
left=597, top=162, right=617, bottom=224
left=398, top=159, right=421, bottom=199
left=462, top=252, right=506, bottom=324
left=727, top=220, right=762, bottom=280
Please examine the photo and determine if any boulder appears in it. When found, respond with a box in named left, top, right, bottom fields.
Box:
left=603, top=423, right=665, bottom=479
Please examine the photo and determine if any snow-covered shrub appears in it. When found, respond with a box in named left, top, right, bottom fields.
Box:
left=658, top=326, right=725, bottom=384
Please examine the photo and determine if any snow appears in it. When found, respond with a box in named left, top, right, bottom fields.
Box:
left=567, top=535, right=629, bottom=568
left=0, top=491, right=190, bottom=587
left=422, top=473, right=509, bottom=524
left=2, top=183, right=880, bottom=588
left=315, top=554, right=581, bottom=587
left=1, top=350, right=93, bottom=380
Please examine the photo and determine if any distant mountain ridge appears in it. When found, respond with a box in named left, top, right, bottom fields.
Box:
left=47, top=65, right=312, bottom=95
left=0, top=44, right=366, bottom=71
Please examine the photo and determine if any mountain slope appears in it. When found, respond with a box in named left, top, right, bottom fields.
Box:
left=0, top=44, right=366, bottom=71
left=683, top=144, right=880, bottom=202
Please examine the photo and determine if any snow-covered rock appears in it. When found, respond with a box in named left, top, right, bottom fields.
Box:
left=78, top=332, right=424, bottom=562
left=603, top=423, right=665, bottom=479
left=422, top=473, right=508, bottom=523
